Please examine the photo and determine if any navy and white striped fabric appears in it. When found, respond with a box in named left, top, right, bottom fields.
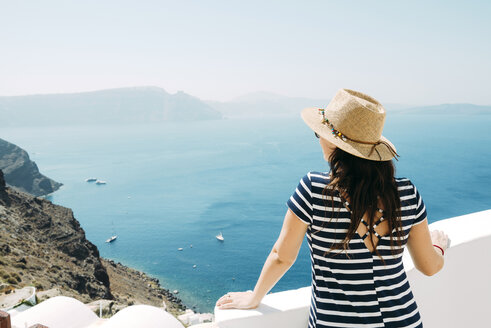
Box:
left=287, top=171, right=427, bottom=328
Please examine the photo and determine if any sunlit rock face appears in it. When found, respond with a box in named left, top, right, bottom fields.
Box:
left=0, top=170, right=112, bottom=300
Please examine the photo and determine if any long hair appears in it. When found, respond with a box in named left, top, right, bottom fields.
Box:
left=320, top=148, right=403, bottom=259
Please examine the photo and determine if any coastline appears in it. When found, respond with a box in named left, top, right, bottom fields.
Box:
left=100, top=258, right=215, bottom=324
left=100, top=257, right=187, bottom=316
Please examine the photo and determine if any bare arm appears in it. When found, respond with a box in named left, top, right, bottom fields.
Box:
left=251, top=209, right=309, bottom=303
left=406, top=218, right=446, bottom=276
left=216, top=209, right=309, bottom=309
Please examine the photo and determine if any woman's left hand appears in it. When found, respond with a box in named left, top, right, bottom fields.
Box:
left=215, top=291, right=260, bottom=310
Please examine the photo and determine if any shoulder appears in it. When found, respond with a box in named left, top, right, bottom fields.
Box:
left=395, top=177, right=414, bottom=193
left=306, top=171, right=330, bottom=185
left=395, top=177, right=422, bottom=206
left=395, top=177, right=422, bottom=193
left=297, top=171, right=331, bottom=197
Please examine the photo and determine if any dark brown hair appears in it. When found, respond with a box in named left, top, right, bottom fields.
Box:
left=320, top=148, right=403, bottom=259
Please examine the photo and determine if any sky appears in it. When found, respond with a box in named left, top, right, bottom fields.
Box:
left=1, top=0, right=490, bottom=105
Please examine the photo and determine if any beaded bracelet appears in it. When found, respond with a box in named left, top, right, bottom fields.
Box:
left=433, top=244, right=444, bottom=256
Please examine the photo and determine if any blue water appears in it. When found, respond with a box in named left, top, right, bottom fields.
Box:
left=1, top=114, right=490, bottom=313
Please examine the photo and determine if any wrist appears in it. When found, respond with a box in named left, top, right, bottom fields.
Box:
left=433, top=244, right=444, bottom=256
left=252, top=295, right=262, bottom=307
left=250, top=290, right=264, bottom=307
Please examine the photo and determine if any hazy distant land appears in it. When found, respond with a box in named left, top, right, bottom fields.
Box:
left=211, top=92, right=490, bottom=118
left=0, top=87, right=489, bottom=127
left=207, top=91, right=331, bottom=119
left=0, top=87, right=222, bottom=127
left=395, top=103, right=491, bottom=115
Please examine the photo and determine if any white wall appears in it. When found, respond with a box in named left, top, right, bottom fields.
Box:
left=405, top=210, right=491, bottom=328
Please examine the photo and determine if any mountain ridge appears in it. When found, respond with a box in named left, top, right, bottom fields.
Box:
left=0, top=87, right=222, bottom=127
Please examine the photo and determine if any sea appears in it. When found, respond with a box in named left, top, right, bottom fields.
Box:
left=1, top=113, right=490, bottom=313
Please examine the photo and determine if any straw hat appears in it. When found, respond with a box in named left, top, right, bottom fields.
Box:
left=301, top=88, right=398, bottom=161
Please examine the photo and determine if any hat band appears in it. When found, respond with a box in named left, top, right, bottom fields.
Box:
left=317, top=108, right=399, bottom=161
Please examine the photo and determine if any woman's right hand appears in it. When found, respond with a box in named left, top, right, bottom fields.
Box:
left=215, top=291, right=260, bottom=310
left=430, top=230, right=450, bottom=253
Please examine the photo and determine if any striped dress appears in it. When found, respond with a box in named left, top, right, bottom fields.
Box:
left=287, top=171, right=427, bottom=328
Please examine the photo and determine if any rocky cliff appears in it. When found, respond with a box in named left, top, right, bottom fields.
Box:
left=0, top=169, right=111, bottom=300
left=0, top=169, right=185, bottom=315
left=0, top=138, right=62, bottom=197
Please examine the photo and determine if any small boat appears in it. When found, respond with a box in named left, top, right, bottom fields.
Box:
left=96, top=180, right=107, bottom=185
left=106, top=235, right=117, bottom=243
left=193, top=264, right=197, bottom=268
left=85, top=178, right=97, bottom=182
left=178, top=248, right=183, bottom=251
left=173, top=290, right=179, bottom=294
left=216, top=232, right=224, bottom=241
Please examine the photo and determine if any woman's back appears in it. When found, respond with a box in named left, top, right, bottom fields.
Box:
left=287, top=171, right=426, bottom=328
left=216, top=89, right=446, bottom=328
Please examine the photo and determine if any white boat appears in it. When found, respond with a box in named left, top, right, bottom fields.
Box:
left=106, top=235, right=117, bottom=243
left=178, top=248, right=183, bottom=251
left=216, top=232, right=224, bottom=241
left=85, top=178, right=97, bottom=182
left=95, top=180, right=107, bottom=185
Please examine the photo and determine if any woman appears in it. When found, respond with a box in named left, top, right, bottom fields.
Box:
left=216, top=89, right=449, bottom=328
